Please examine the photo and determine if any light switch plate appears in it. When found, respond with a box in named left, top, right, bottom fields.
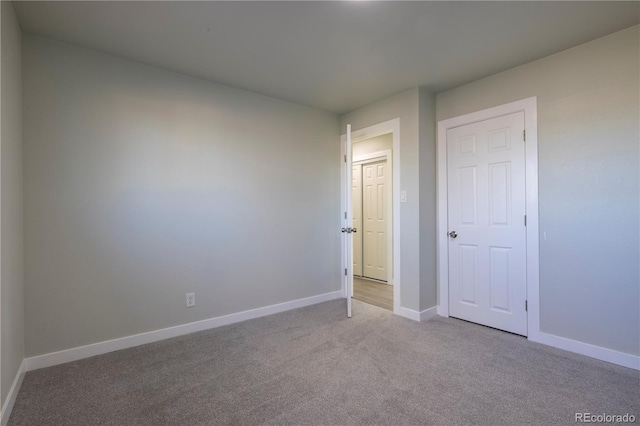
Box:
left=400, top=190, right=407, bottom=203
left=186, top=293, right=195, bottom=308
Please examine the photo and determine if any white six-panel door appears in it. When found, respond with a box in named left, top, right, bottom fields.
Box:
left=447, top=111, right=527, bottom=336
left=362, top=160, right=388, bottom=282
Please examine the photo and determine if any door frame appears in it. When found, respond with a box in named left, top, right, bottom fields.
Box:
left=436, top=97, right=540, bottom=339
left=341, top=118, right=401, bottom=315
left=353, top=150, right=393, bottom=285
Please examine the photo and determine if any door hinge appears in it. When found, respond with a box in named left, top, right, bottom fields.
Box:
left=345, top=211, right=347, bottom=220
left=345, top=268, right=347, bottom=276
left=523, top=129, right=526, bottom=141
left=344, top=154, right=347, bottom=163
left=524, top=215, right=527, bottom=226
left=525, top=300, right=528, bottom=311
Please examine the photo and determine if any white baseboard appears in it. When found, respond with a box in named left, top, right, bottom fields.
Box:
left=529, top=331, right=640, bottom=371
left=397, top=306, right=438, bottom=322
left=396, top=306, right=420, bottom=321
left=25, top=290, right=342, bottom=372
left=1, top=359, right=26, bottom=426
left=420, top=306, right=438, bottom=322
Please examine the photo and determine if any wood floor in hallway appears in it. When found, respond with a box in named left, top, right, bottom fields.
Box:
left=353, top=277, right=393, bottom=311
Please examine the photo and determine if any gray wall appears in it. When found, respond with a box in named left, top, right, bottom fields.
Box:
left=23, top=35, right=341, bottom=357
left=437, top=26, right=639, bottom=356
left=1, top=1, right=25, bottom=405
left=341, top=88, right=421, bottom=311
left=418, top=89, right=437, bottom=311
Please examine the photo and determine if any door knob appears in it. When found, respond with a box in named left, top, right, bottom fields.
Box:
left=448, top=231, right=458, bottom=238
left=352, top=228, right=357, bottom=233
left=341, top=228, right=347, bottom=233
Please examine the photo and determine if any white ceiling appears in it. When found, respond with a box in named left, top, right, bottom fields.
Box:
left=13, top=1, right=640, bottom=114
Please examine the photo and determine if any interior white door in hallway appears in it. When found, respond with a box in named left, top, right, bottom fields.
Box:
left=446, top=111, right=527, bottom=336
left=361, top=160, right=388, bottom=282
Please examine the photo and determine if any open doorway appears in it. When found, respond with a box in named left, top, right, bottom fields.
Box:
left=341, top=119, right=400, bottom=318
left=351, top=133, right=393, bottom=311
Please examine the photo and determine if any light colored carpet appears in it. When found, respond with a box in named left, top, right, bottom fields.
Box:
left=9, top=300, right=639, bottom=425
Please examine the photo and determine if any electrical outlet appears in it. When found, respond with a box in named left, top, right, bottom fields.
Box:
left=186, top=292, right=195, bottom=308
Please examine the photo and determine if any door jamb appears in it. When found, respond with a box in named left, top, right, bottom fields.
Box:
left=436, top=97, right=540, bottom=339
left=353, top=150, right=393, bottom=285
left=341, top=118, right=401, bottom=315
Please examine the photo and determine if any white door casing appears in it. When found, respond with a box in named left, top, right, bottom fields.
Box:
left=447, top=111, right=527, bottom=335
left=362, top=160, right=388, bottom=282
left=437, top=97, right=540, bottom=339
left=352, top=164, right=363, bottom=277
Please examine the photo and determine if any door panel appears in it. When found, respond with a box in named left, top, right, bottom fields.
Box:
left=362, top=160, right=387, bottom=281
left=447, top=112, right=527, bottom=335
left=489, top=162, right=511, bottom=226
left=489, top=247, right=511, bottom=312
left=459, top=244, right=478, bottom=305
left=459, top=167, right=477, bottom=225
